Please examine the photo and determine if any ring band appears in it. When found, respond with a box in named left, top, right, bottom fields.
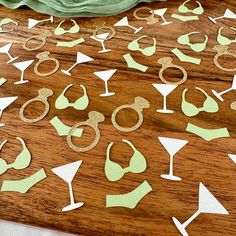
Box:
left=133, top=7, right=158, bottom=24
left=214, top=53, right=236, bottom=72
left=93, top=26, right=116, bottom=41
left=23, top=36, right=46, bottom=51
left=34, top=57, right=60, bottom=76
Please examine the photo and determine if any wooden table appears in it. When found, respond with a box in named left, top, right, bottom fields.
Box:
left=0, top=0, right=235, bottom=235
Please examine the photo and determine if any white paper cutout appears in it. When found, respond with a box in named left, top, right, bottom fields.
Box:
left=90, top=32, right=111, bottom=53
left=61, top=52, right=93, bottom=76
left=212, top=75, right=236, bottom=101
left=153, top=84, right=177, bottom=113
left=228, top=154, right=236, bottom=164
left=13, top=60, right=34, bottom=84
left=28, top=16, right=53, bottom=29
left=52, top=160, right=84, bottom=212
left=158, top=137, right=188, bottom=181
left=114, top=17, right=143, bottom=34
left=152, top=8, right=172, bottom=25
left=209, top=9, right=236, bottom=24
left=94, top=69, right=117, bottom=97
left=0, top=96, right=18, bottom=127
left=0, top=43, right=18, bottom=63
left=0, top=77, right=7, bottom=86
left=172, top=183, right=229, bottom=236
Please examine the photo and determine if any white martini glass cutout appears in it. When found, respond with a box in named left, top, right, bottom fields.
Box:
left=212, top=75, right=236, bottom=101
left=208, top=9, right=236, bottom=24
left=90, top=33, right=111, bottom=53
left=228, top=154, right=236, bottom=164
left=52, top=160, right=84, bottom=212
left=153, top=84, right=177, bottom=113
left=0, top=96, right=18, bottom=127
left=94, top=69, right=117, bottom=97
left=28, top=16, right=53, bottom=29
left=114, top=17, right=143, bottom=34
left=0, top=43, right=19, bottom=63
left=13, top=60, right=34, bottom=85
left=158, top=137, right=188, bottom=181
left=152, top=8, right=172, bottom=25
left=61, top=52, right=93, bottom=76
left=172, top=182, right=229, bottom=236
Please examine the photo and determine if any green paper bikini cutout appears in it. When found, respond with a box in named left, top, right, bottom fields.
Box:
left=0, top=137, right=31, bottom=175
left=0, top=18, right=18, bottom=33
left=178, top=0, right=204, bottom=15
left=217, top=27, right=236, bottom=46
left=106, top=180, right=152, bottom=209
left=128, top=36, right=157, bottom=56
left=182, top=87, right=219, bottom=117
left=56, top=38, right=85, bottom=47
left=177, top=32, right=208, bottom=52
left=105, top=139, right=147, bottom=182
left=0, top=77, right=7, bottom=86
left=123, top=53, right=148, bottom=72
left=171, top=14, right=199, bottom=22
left=54, top=19, right=80, bottom=35
left=1, top=168, right=47, bottom=193
left=50, top=116, right=83, bottom=137
left=172, top=48, right=201, bottom=65
left=186, top=123, right=230, bottom=141
left=55, top=84, right=89, bottom=110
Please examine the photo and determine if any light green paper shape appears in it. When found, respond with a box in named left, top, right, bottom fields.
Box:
left=172, top=48, right=201, bottom=65
left=123, top=53, right=148, bottom=72
left=178, top=0, right=204, bottom=15
left=0, top=77, right=7, bottom=86
left=0, top=18, right=18, bottom=33
left=56, top=38, right=85, bottom=47
left=1, top=168, right=47, bottom=193
left=171, top=14, right=199, bottom=22
left=106, top=180, right=152, bottom=209
left=128, top=36, right=156, bottom=57
left=182, top=87, right=219, bottom=117
left=177, top=32, right=208, bottom=52
left=186, top=123, right=230, bottom=141
left=55, top=84, right=89, bottom=110
left=0, top=137, right=31, bottom=175
left=217, top=27, right=236, bottom=46
left=105, top=139, right=147, bottom=182
left=50, top=116, right=83, bottom=137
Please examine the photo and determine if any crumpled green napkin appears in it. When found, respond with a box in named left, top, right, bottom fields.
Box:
left=0, top=0, right=163, bottom=17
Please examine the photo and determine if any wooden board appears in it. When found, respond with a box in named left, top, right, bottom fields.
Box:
left=0, top=0, right=235, bottom=235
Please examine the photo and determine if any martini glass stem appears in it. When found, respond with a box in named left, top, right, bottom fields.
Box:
left=68, top=182, right=75, bottom=205
left=161, top=15, right=167, bottom=23
left=219, top=87, right=232, bottom=96
left=163, top=95, right=167, bottom=110
left=214, top=16, right=224, bottom=21
left=101, top=41, right=106, bottom=51
left=128, top=25, right=138, bottom=31
left=67, top=62, right=78, bottom=72
left=20, top=71, right=24, bottom=82
left=104, top=81, right=109, bottom=94
left=168, top=154, right=174, bottom=176
left=7, top=52, right=13, bottom=60
left=182, top=210, right=201, bottom=228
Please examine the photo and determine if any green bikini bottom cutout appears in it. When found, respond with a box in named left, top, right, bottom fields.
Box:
left=171, top=14, right=199, bottom=22
left=50, top=116, right=83, bottom=137
left=172, top=48, right=201, bottom=65
left=123, top=53, right=148, bottom=72
left=106, top=180, right=152, bottom=209
left=0, top=77, right=7, bottom=86
left=186, top=123, right=230, bottom=141
left=1, top=168, right=47, bottom=194
left=56, top=38, right=85, bottom=47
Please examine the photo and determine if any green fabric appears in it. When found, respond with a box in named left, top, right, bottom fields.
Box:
left=0, top=0, right=161, bottom=17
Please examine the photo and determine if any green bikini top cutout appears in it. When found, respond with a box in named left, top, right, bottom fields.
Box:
left=217, top=27, right=236, bottom=46
left=178, top=0, right=204, bottom=15
left=54, top=19, right=80, bottom=35
left=105, top=139, right=147, bottom=182
left=182, top=87, right=219, bottom=117
left=177, top=32, right=208, bottom=52
left=0, top=137, right=31, bottom=175
left=55, top=84, right=89, bottom=110
left=128, top=36, right=157, bottom=56
left=0, top=18, right=18, bottom=33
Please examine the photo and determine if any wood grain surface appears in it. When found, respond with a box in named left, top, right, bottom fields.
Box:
left=0, top=0, right=235, bottom=235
